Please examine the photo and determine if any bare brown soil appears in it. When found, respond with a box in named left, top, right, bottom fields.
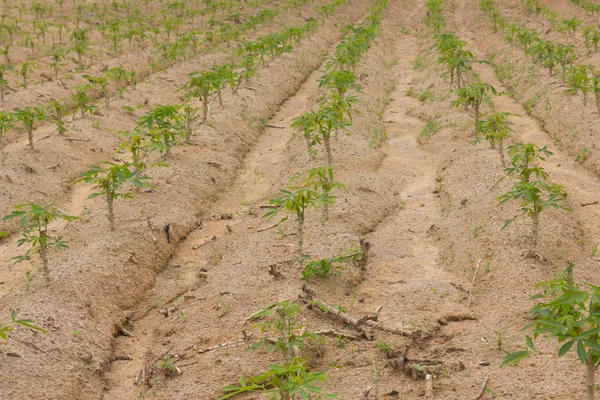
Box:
left=2, top=0, right=600, bottom=399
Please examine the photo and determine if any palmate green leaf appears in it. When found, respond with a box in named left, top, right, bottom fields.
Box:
left=582, top=338, right=600, bottom=352
left=500, top=350, right=531, bottom=367
left=558, top=340, right=575, bottom=357
left=548, top=291, right=589, bottom=306
left=526, top=335, right=535, bottom=351
left=11, top=311, right=46, bottom=333
left=577, top=340, right=587, bottom=364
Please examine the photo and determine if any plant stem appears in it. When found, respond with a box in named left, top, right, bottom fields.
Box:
left=324, top=135, right=333, bottom=166
left=587, top=353, right=595, bottom=400
left=202, top=91, right=209, bottom=122
left=531, top=209, right=539, bottom=247
left=297, top=211, right=304, bottom=272
left=39, top=241, right=50, bottom=282
left=27, top=127, right=34, bottom=149
left=499, top=140, right=506, bottom=167
left=474, top=104, right=480, bottom=134
left=107, top=193, right=115, bottom=231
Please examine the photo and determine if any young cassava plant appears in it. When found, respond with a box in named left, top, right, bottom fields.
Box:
left=498, top=143, right=571, bottom=246
left=451, top=82, right=497, bottom=133
left=0, top=111, right=13, bottom=163
left=263, top=175, right=336, bottom=271
left=12, top=106, right=47, bottom=149
left=3, top=202, right=79, bottom=282
left=136, top=104, right=185, bottom=156
left=0, top=311, right=46, bottom=340
left=75, top=162, right=152, bottom=231
left=221, top=300, right=335, bottom=400
left=472, top=111, right=517, bottom=167
left=501, top=264, right=600, bottom=400
left=307, top=166, right=346, bottom=221
left=47, top=99, right=68, bottom=135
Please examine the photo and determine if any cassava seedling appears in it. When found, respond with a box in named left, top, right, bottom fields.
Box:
left=83, top=74, right=110, bottom=107
left=317, top=69, right=360, bottom=98
left=302, top=246, right=364, bottom=280
left=75, top=162, right=152, bottom=231
left=263, top=176, right=336, bottom=271
left=502, top=264, right=600, bottom=400
left=0, top=111, right=13, bottom=163
left=565, top=65, right=591, bottom=105
left=70, top=27, right=89, bottom=70
left=137, top=104, right=185, bottom=156
left=291, top=110, right=319, bottom=159
left=48, top=46, right=68, bottom=79
left=182, top=104, right=199, bottom=143
left=0, top=311, right=46, bottom=340
left=12, top=106, right=47, bottom=150
left=498, top=143, right=571, bottom=246
left=0, top=63, right=13, bottom=101
left=451, top=82, right=497, bottom=133
left=222, top=300, right=335, bottom=400
left=47, top=99, right=68, bottom=135
left=180, top=66, right=230, bottom=122
left=472, top=111, right=517, bottom=167
left=3, top=202, right=79, bottom=282
left=19, top=60, right=38, bottom=88
left=71, top=84, right=97, bottom=119
left=307, top=165, right=346, bottom=221
left=117, top=129, right=146, bottom=166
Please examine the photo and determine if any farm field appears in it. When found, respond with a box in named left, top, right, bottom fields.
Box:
left=2, top=0, right=600, bottom=399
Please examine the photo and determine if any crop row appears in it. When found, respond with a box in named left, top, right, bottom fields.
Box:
left=220, top=0, right=392, bottom=398
left=480, top=0, right=600, bottom=113
left=0, top=0, right=308, bottom=112
left=521, top=0, right=600, bottom=46
left=426, top=1, right=600, bottom=398
left=0, top=0, right=351, bottom=331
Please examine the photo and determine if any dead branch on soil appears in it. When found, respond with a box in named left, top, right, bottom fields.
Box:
left=146, top=218, right=157, bottom=244
left=363, top=319, right=419, bottom=337
left=314, top=328, right=361, bottom=341
left=119, top=327, right=135, bottom=338
left=356, top=386, right=373, bottom=400
left=580, top=200, right=599, bottom=207
left=425, top=374, right=434, bottom=398
left=467, top=259, right=482, bottom=307
left=300, top=285, right=373, bottom=340
left=198, top=339, right=247, bottom=355
left=474, top=376, right=489, bottom=400
left=257, top=223, right=279, bottom=232
left=192, top=235, right=217, bottom=249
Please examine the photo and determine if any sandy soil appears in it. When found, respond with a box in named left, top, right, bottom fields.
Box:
left=2, top=0, right=600, bottom=399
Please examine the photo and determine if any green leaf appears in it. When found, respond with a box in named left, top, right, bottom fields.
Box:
left=558, top=340, right=574, bottom=357
left=500, top=351, right=531, bottom=367
left=577, top=340, right=587, bottom=364
left=582, top=339, right=600, bottom=352
left=525, top=335, right=535, bottom=351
